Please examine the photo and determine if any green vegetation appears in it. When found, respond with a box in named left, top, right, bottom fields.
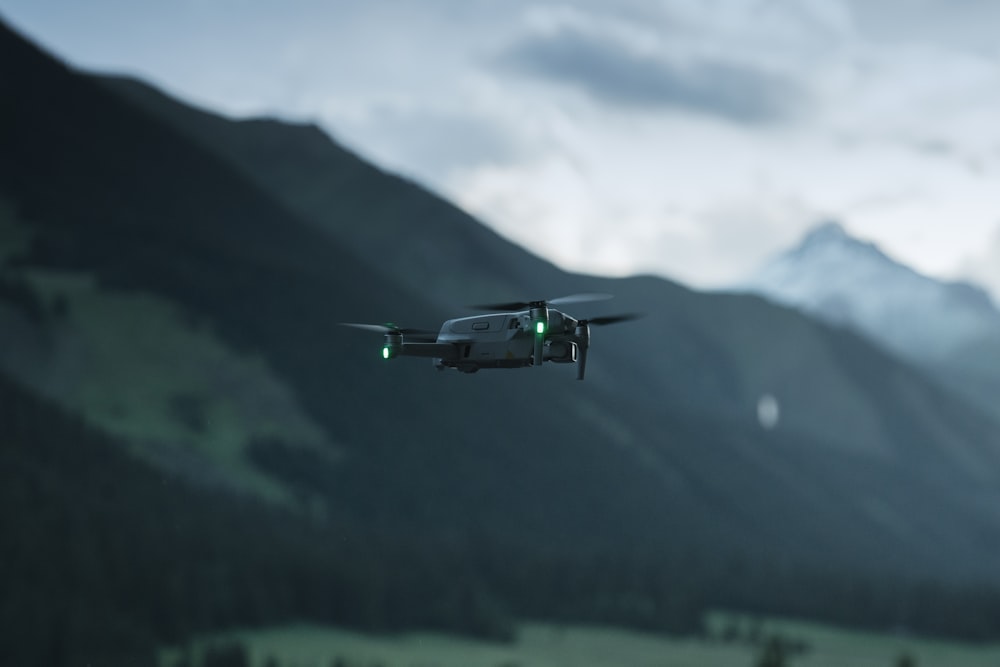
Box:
left=707, top=612, right=1000, bottom=667
left=0, top=188, right=337, bottom=502
left=0, top=196, right=33, bottom=263
left=7, top=267, right=336, bottom=501
left=162, top=618, right=1000, bottom=667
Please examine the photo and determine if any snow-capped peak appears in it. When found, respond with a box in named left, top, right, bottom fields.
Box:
left=734, top=221, right=1000, bottom=364
left=801, top=220, right=849, bottom=246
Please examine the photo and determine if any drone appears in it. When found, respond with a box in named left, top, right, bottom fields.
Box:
left=342, top=294, right=638, bottom=381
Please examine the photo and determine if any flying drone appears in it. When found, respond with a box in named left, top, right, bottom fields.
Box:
left=342, top=294, right=638, bottom=381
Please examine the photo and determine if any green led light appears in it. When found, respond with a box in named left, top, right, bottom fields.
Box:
left=536, top=321, right=545, bottom=335
left=382, top=346, right=390, bottom=359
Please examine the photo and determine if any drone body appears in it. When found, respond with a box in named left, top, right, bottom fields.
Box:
left=343, top=294, right=636, bottom=381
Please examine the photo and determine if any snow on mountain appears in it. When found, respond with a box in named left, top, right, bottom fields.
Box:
left=733, top=221, right=1000, bottom=365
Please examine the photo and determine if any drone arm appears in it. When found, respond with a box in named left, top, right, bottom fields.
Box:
left=398, top=342, right=459, bottom=360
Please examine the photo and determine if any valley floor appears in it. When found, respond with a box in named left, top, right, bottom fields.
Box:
left=163, top=613, right=1000, bottom=667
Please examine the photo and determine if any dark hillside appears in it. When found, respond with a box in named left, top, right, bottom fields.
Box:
left=6, top=366, right=1000, bottom=667
left=99, top=74, right=568, bottom=306
left=0, top=369, right=530, bottom=667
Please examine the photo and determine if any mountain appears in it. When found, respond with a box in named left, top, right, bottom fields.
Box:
left=4, top=17, right=1000, bottom=663
left=93, top=75, right=1000, bottom=452
left=96, top=72, right=1000, bottom=495
left=95, top=74, right=570, bottom=309
left=735, top=221, right=1000, bottom=416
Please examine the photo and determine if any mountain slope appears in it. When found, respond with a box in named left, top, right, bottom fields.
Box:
left=735, top=221, right=1000, bottom=416
left=4, top=17, right=1000, bottom=658
left=98, top=74, right=568, bottom=308
left=99, top=75, right=1000, bottom=456
left=10, top=25, right=1000, bottom=570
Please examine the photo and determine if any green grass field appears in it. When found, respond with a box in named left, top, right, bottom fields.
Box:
left=162, top=613, right=1000, bottom=667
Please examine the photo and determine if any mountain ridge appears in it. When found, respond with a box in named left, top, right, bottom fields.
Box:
left=735, top=220, right=1000, bottom=417
left=784, top=221, right=997, bottom=311
left=96, top=73, right=570, bottom=309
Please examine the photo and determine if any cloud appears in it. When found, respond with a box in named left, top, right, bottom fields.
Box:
left=958, top=224, right=1000, bottom=303
left=843, top=0, right=1000, bottom=55
left=498, top=24, right=806, bottom=124
left=324, top=104, right=524, bottom=183
left=448, top=146, right=824, bottom=288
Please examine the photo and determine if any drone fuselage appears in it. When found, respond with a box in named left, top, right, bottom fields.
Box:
left=345, top=294, right=634, bottom=381
left=397, top=309, right=581, bottom=373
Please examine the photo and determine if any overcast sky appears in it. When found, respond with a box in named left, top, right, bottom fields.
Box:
left=4, top=0, right=1000, bottom=298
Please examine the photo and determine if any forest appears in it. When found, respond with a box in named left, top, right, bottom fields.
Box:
left=5, top=370, right=1000, bottom=666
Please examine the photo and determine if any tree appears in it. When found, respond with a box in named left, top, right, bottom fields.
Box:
left=755, top=637, right=787, bottom=667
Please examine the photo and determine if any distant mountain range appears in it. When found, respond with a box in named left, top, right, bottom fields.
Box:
left=734, top=221, right=1000, bottom=417
left=4, top=16, right=1000, bottom=663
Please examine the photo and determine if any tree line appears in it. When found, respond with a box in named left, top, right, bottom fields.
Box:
left=4, top=370, right=1000, bottom=667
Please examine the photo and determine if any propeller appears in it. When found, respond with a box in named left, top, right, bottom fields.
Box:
left=468, top=293, right=613, bottom=311
left=573, top=313, right=642, bottom=381
left=340, top=323, right=438, bottom=342
left=584, top=314, right=641, bottom=326
left=341, top=322, right=435, bottom=335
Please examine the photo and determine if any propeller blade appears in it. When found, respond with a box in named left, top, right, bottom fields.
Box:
left=340, top=322, right=394, bottom=333
left=470, top=293, right=613, bottom=311
left=468, top=301, right=532, bottom=311
left=585, top=313, right=642, bottom=326
left=548, top=293, right=613, bottom=306
left=339, top=323, right=438, bottom=340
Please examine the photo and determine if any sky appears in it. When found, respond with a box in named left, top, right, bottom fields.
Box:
left=3, top=0, right=1000, bottom=298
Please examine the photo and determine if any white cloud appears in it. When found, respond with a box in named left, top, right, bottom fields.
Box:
left=445, top=1, right=1000, bottom=293
left=957, top=225, right=1000, bottom=304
